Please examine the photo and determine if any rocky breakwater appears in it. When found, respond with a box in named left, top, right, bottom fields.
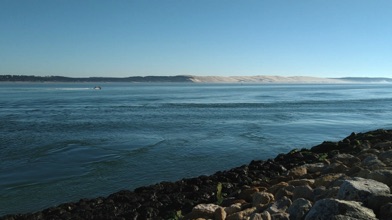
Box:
left=2, top=129, right=392, bottom=220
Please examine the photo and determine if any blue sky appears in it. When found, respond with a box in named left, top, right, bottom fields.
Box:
left=1, top=0, right=391, bottom=78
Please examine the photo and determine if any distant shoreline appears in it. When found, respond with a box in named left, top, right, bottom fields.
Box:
left=1, top=75, right=392, bottom=84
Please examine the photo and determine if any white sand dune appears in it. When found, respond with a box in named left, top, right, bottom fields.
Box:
left=187, top=75, right=347, bottom=83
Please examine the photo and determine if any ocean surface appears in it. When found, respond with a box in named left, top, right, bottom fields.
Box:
left=1, top=82, right=392, bottom=215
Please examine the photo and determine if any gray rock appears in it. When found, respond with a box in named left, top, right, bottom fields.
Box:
left=332, top=153, right=360, bottom=166
left=314, top=173, right=345, bottom=188
left=322, top=162, right=349, bottom=174
left=267, top=196, right=292, bottom=214
left=304, top=198, right=377, bottom=220
left=313, top=186, right=326, bottom=201
left=315, top=187, right=340, bottom=201
left=365, top=194, right=392, bottom=217
left=275, top=187, right=294, bottom=200
left=367, top=169, right=392, bottom=187
left=249, top=213, right=263, bottom=220
left=362, top=154, right=386, bottom=169
left=268, top=182, right=290, bottom=195
left=374, top=141, right=392, bottom=151
left=378, top=150, right=392, bottom=166
left=292, top=185, right=314, bottom=201
left=183, top=203, right=220, bottom=219
left=249, top=211, right=272, bottom=220
left=224, top=203, right=242, bottom=216
left=304, top=163, right=326, bottom=173
left=226, top=207, right=257, bottom=220
left=288, top=166, right=308, bottom=178
left=379, top=203, right=392, bottom=220
left=288, top=198, right=312, bottom=220
left=252, top=191, right=275, bottom=207
left=239, top=187, right=260, bottom=202
left=214, top=207, right=227, bottom=220
left=288, top=179, right=315, bottom=187
left=337, top=177, right=390, bottom=202
left=345, top=165, right=365, bottom=176
left=271, top=212, right=290, bottom=220
left=260, top=211, right=272, bottom=220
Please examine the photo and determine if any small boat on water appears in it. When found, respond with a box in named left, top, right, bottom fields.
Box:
left=93, top=86, right=101, bottom=90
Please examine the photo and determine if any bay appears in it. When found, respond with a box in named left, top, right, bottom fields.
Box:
left=1, top=82, right=392, bottom=215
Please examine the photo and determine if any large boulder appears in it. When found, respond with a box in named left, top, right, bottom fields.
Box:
left=365, top=194, right=392, bottom=217
left=292, top=185, right=314, bottom=201
left=183, top=203, right=221, bottom=220
left=378, top=150, right=392, bottom=166
left=304, top=198, right=377, bottom=220
left=366, top=169, right=392, bottom=187
left=379, top=203, right=392, bottom=220
left=337, top=177, right=390, bottom=202
left=287, top=198, right=312, bottom=220
left=252, top=192, right=274, bottom=207
left=266, top=196, right=292, bottom=214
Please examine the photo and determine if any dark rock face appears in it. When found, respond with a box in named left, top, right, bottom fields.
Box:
left=2, top=129, right=392, bottom=220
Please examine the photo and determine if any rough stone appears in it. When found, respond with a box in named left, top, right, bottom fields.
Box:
left=304, top=163, right=326, bottom=174
left=275, top=187, right=293, bottom=201
left=215, top=207, right=227, bottom=220
left=252, top=192, right=275, bottom=207
left=337, top=177, right=390, bottom=202
left=367, top=169, right=392, bottom=187
left=345, top=165, right=365, bottom=176
left=267, top=196, right=292, bottom=214
left=239, top=187, right=260, bottom=202
left=379, top=203, right=392, bottom=220
left=304, top=198, right=377, bottom=220
left=224, top=203, right=242, bottom=216
left=260, top=211, right=272, bottom=220
left=314, top=187, right=340, bottom=201
left=184, top=203, right=221, bottom=219
left=313, top=186, right=326, bottom=200
left=313, top=173, right=345, bottom=188
left=249, top=213, right=263, bottom=220
left=321, top=162, right=349, bottom=174
left=356, top=168, right=371, bottom=179
left=193, top=203, right=220, bottom=213
left=288, top=166, right=307, bottom=178
left=362, top=154, right=386, bottom=169
left=270, top=212, right=290, bottom=220
left=226, top=207, right=257, bottom=220
left=358, top=153, right=377, bottom=161
left=292, top=185, right=314, bottom=201
left=287, top=198, right=312, bottom=220
left=374, top=141, right=392, bottom=151
left=378, top=150, right=392, bottom=166
left=250, top=212, right=273, bottom=220
left=268, top=182, right=289, bottom=195
left=287, top=179, right=315, bottom=187
left=331, top=153, right=360, bottom=166
left=365, top=194, right=392, bottom=217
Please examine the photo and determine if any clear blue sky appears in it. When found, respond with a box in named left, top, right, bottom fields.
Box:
left=1, top=0, right=391, bottom=78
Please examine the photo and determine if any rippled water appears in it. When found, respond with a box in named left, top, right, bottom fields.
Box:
left=1, top=82, right=392, bottom=215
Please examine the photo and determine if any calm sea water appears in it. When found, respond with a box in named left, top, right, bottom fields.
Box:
left=1, top=82, right=392, bottom=215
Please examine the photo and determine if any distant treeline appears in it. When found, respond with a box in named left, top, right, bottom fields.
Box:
left=337, top=77, right=392, bottom=83
left=0, top=75, right=194, bottom=83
